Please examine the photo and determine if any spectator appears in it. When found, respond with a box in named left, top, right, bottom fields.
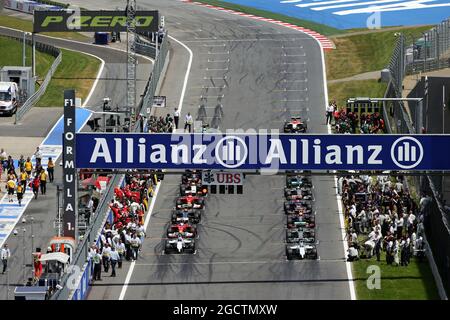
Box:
left=16, top=183, right=24, bottom=206
left=31, top=175, right=40, bottom=199
left=110, top=247, right=119, bottom=277
left=102, top=243, right=111, bottom=273
left=184, top=112, right=193, bottom=133
left=130, top=233, right=141, bottom=261
left=1, top=244, right=11, bottom=274
left=92, top=248, right=102, bottom=281
left=19, top=169, right=28, bottom=190
left=34, top=147, right=42, bottom=163
left=347, top=245, right=359, bottom=262
left=326, top=101, right=335, bottom=125
left=47, top=157, right=54, bottom=182
left=0, top=149, right=7, bottom=174
left=5, top=178, right=16, bottom=203
left=25, top=157, right=33, bottom=177
left=173, top=108, right=180, bottom=129
left=40, top=169, right=47, bottom=195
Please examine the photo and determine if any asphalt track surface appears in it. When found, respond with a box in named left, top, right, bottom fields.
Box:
left=66, top=0, right=353, bottom=300
left=0, top=25, right=152, bottom=299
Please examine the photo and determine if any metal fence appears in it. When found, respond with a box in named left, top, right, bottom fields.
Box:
left=51, top=34, right=170, bottom=300
left=384, top=18, right=450, bottom=299
left=6, top=35, right=62, bottom=123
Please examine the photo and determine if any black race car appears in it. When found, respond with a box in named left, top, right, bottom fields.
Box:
left=286, top=176, right=312, bottom=189
left=286, top=242, right=318, bottom=260
left=181, top=170, right=202, bottom=185
left=164, top=237, right=196, bottom=254
left=286, top=228, right=316, bottom=243
left=287, top=213, right=315, bottom=227
left=180, top=183, right=208, bottom=197
left=171, top=208, right=202, bottom=224
left=284, top=200, right=313, bottom=215
left=283, top=117, right=307, bottom=133
left=284, top=187, right=314, bottom=201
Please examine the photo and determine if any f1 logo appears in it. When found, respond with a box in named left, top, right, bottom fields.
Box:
left=391, top=136, right=423, bottom=169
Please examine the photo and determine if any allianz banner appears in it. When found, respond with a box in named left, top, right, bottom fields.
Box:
left=75, top=133, right=450, bottom=171
left=33, top=10, right=159, bottom=33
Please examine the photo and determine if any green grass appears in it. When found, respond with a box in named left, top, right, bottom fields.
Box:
left=326, top=26, right=431, bottom=80
left=328, top=80, right=387, bottom=108
left=0, top=13, right=89, bottom=41
left=0, top=35, right=55, bottom=80
left=194, top=0, right=343, bottom=36
left=36, top=48, right=101, bottom=107
left=352, top=252, right=439, bottom=299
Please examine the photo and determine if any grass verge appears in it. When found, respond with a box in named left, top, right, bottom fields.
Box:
left=36, top=48, right=101, bottom=107
left=0, top=35, right=55, bottom=79
left=352, top=253, right=439, bottom=299
left=193, top=0, right=343, bottom=36
left=328, top=80, right=387, bottom=107
left=326, top=26, right=432, bottom=80
left=0, top=13, right=88, bottom=42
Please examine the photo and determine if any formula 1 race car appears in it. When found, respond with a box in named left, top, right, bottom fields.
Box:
left=171, top=208, right=202, bottom=224
left=284, top=200, right=313, bottom=215
left=175, top=195, right=205, bottom=210
left=286, top=242, right=318, bottom=260
left=283, top=117, right=307, bottom=133
left=164, top=237, right=196, bottom=254
left=166, top=223, right=197, bottom=239
left=180, top=183, right=208, bottom=197
left=284, top=188, right=314, bottom=201
left=181, top=170, right=202, bottom=185
left=286, top=176, right=312, bottom=189
left=286, top=228, right=316, bottom=243
left=287, top=213, right=315, bottom=227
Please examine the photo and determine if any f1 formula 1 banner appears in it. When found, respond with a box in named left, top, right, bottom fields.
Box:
left=75, top=133, right=450, bottom=171
left=33, top=10, right=159, bottom=33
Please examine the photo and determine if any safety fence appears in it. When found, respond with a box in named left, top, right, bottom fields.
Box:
left=51, top=34, right=170, bottom=300
left=1, top=34, right=63, bottom=123
left=384, top=19, right=450, bottom=299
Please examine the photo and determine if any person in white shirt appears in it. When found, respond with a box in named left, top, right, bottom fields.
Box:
left=173, top=108, right=180, bottom=129
left=1, top=244, right=11, bottom=274
left=116, top=239, right=126, bottom=268
left=109, top=247, right=120, bottom=277
left=101, top=243, right=112, bottom=273
left=347, top=245, right=359, bottom=261
left=34, top=146, right=43, bottom=163
left=326, top=102, right=335, bottom=125
left=184, top=112, right=193, bottom=133
left=130, top=234, right=141, bottom=261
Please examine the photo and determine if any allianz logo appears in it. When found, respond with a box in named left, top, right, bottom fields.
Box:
left=87, top=135, right=424, bottom=169
left=279, top=0, right=450, bottom=15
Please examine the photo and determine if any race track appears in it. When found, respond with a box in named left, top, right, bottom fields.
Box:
left=69, top=0, right=353, bottom=300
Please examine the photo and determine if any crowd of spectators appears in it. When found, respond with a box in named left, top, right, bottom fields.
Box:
left=146, top=114, right=175, bottom=133
left=327, top=101, right=385, bottom=134
left=340, top=174, right=427, bottom=266
left=0, top=147, right=53, bottom=205
left=89, top=171, right=160, bottom=280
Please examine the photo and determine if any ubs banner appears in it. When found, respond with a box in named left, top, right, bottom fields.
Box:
left=33, top=10, right=159, bottom=33
left=63, top=90, right=77, bottom=238
left=75, top=133, right=450, bottom=171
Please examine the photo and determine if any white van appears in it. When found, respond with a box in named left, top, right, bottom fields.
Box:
left=0, top=81, right=19, bottom=116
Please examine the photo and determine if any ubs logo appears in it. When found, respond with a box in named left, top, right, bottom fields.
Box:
left=390, top=136, right=423, bottom=169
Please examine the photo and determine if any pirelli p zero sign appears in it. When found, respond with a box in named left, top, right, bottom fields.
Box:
left=33, top=10, right=159, bottom=33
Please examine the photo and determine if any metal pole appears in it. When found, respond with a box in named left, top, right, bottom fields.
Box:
left=57, top=185, right=61, bottom=237
left=22, top=228, right=26, bottom=284
left=31, top=33, right=36, bottom=78
left=423, top=32, right=427, bottom=73
left=31, top=216, right=34, bottom=253
left=23, top=32, right=26, bottom=67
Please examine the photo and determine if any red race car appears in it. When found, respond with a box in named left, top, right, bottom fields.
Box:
left=166, top=222, right=197, bottom=239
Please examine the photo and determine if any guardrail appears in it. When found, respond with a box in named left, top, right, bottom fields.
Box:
left=51, top=34, right=170, bottom=300
left=384, top=18, right=450, bottom=299
left=5, top=34, right=62, bottom=123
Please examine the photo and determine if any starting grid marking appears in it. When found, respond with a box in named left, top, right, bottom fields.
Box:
left=0, top=108, right=91, bottom=248
left=182, top=0, right=450, bottom=29
left=179, top=0, right=335, bottom=50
